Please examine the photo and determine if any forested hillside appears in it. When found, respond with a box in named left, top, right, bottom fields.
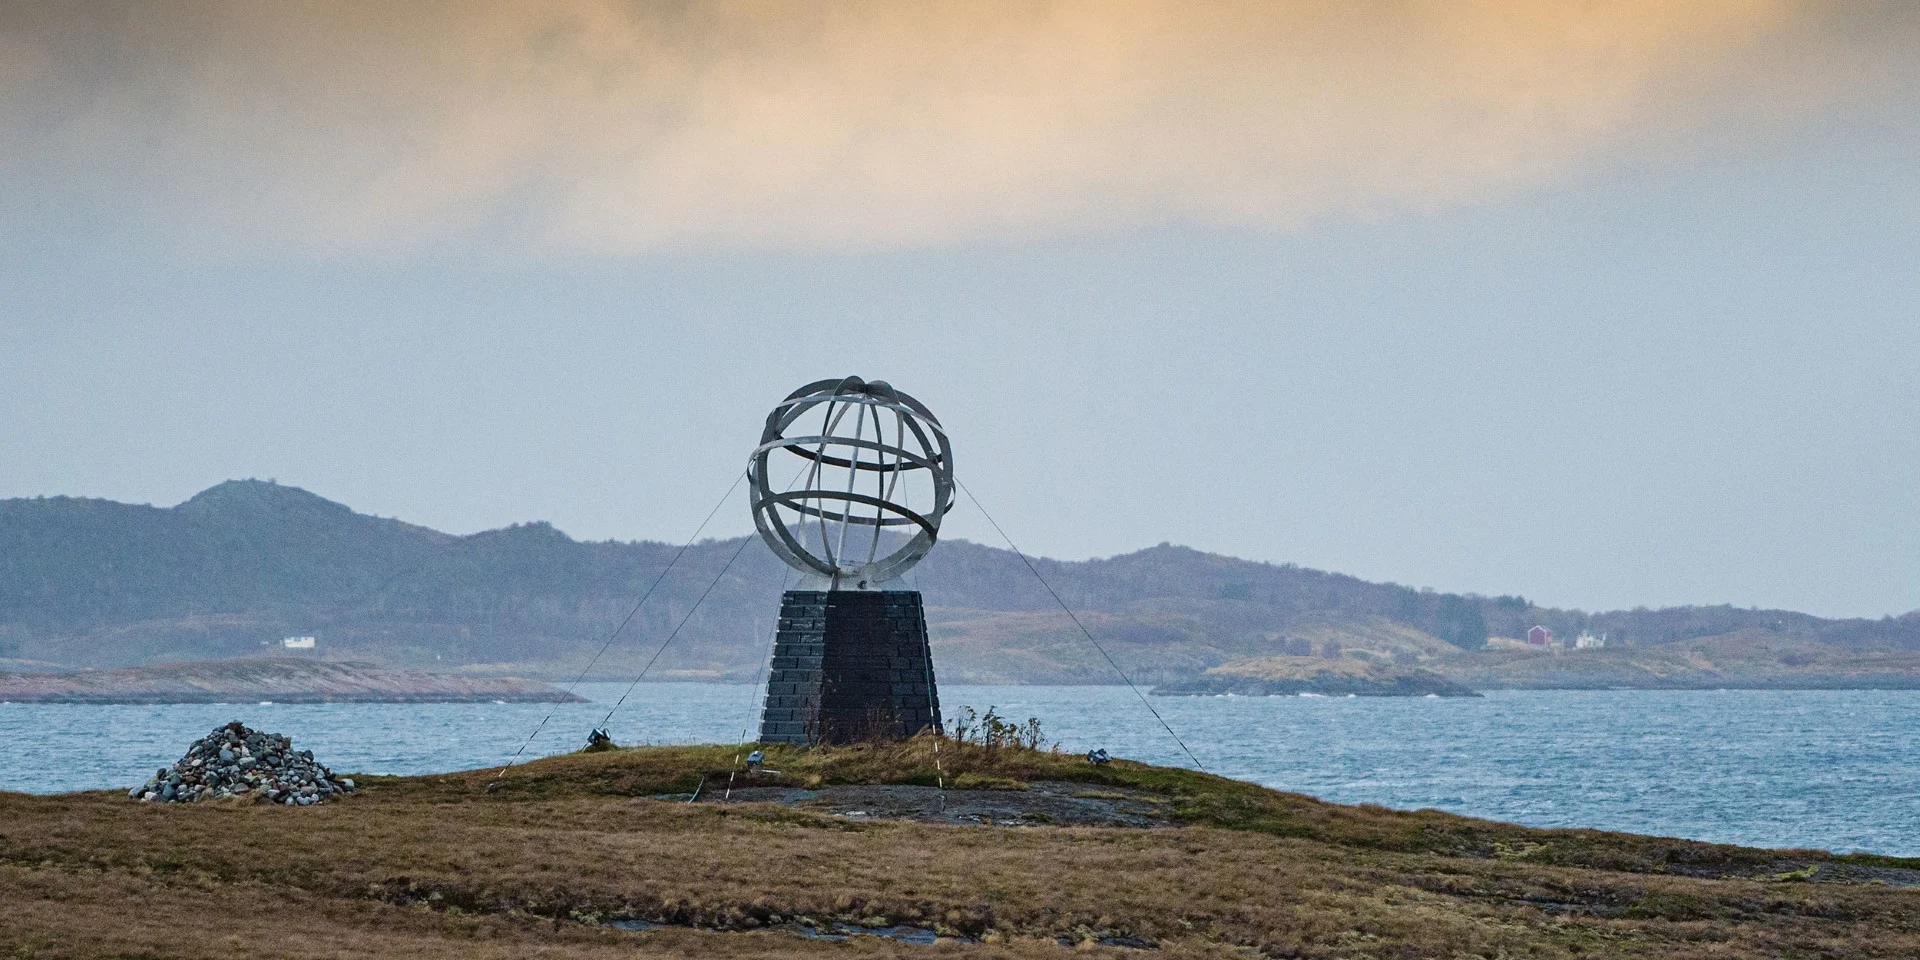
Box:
left=3, top=481, right=1916, bottom=682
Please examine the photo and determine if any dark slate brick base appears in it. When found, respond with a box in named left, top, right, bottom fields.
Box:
left=757, top=590, right=942, bottom=744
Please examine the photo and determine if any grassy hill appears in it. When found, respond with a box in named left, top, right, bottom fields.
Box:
left=1429, top=629, right=1920, bottom=690
left=1153, top=654, right=1479, bottom=697
left=3, top=480, right=1917, bottom=684
left=4, top=741, right=1916, bottom=957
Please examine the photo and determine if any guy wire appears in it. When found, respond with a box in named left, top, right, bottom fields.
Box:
left=485, top=469, right=747, bottom=789
left=596, top=531, right=756, bottom=730
left=725, top=562, right=797, bottom=802
left=955, top=478, right=1209, bottom=775
left=598, top=456, right=819, bottom=733
left=910, top=565, right=947, bottom=810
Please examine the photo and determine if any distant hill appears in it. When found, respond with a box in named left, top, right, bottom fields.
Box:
left=2, top=481, right=1917, bottom=685
left=1152, top=655, right=1479, bottom=698
left=1428, top=629, right=1920, bottom=690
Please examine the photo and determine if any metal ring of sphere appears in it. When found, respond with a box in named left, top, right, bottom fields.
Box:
left=749, top=376, right=953, bottom=586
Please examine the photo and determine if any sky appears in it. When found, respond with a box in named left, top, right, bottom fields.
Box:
left=1, top=1, right=1916, bottom=619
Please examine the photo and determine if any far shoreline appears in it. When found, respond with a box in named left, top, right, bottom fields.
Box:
left=0, top=658, right=583, bottom=705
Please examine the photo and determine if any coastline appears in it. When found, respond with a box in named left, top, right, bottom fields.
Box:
left=0, top=657, right=584, bottom=705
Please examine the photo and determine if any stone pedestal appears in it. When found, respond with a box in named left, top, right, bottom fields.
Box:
left=758, top=590, right=942, bottom=744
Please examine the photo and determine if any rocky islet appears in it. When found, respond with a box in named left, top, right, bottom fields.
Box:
left=130, top=721, right=355, bottom=805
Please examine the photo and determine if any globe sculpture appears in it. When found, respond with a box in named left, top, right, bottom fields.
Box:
left=749, top=376, right=954, bottom=588
left=752, top=376, right=951, bottom=744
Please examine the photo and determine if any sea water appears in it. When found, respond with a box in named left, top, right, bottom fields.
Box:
left=2, top=684, right=1914, bottom=856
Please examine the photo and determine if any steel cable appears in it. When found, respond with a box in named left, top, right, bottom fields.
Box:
left=485, top=469, right=747, bottom=788
left=954, top=478, right=1209, bottom=774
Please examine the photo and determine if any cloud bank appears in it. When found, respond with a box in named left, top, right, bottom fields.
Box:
left=0, top=1, right=1903, bottom=254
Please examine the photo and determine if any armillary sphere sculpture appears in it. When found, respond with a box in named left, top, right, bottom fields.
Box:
left=749, top=376, right=954, bottom=589
left=751, top=376, right=951, bottom=745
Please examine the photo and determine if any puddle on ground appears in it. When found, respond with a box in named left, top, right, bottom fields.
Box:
left=605, top=916, right=1153, bottom=949
left=1066, top=934, right=1159, bottom=949
left=608, top=917, right=950, bottom=944
left=791, top=921, right=944, bottom=944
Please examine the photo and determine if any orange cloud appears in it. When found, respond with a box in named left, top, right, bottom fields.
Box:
left=0, top=1, right=1897, bottom=255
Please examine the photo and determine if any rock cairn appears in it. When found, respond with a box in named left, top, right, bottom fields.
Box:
left=130, top=721, right=356, bottom=805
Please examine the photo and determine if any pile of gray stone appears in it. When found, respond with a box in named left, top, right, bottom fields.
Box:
left=130, top=721, right=356, bottom=806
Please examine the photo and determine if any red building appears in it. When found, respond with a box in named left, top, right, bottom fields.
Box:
left=1527, top=625, right=1554, bottom=647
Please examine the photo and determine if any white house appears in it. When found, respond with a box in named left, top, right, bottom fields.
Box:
left=282, top=636, right=316, bottom=650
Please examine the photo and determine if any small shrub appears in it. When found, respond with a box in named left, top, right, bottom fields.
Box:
left=949, top=706, right=1048, bottom=752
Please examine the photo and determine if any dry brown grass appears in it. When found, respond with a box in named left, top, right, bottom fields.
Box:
left=2, top=741, right=1916, bottom=958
